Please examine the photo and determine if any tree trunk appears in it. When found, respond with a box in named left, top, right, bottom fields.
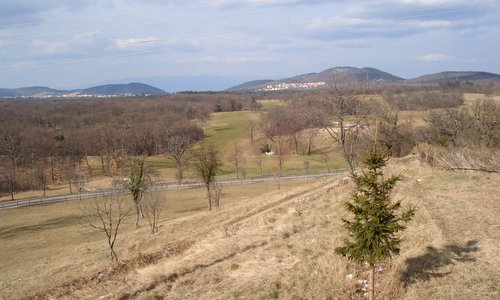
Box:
left=109, top=239, right=118, bottom=262
left=369, top=263, right=375, bottom=300
left=206, top=184, right=212, bottom=211
left=133, top=191, right=143, bottom=227
left=68, top=178, right=73, bottom=194
left=134, top=200, right=141, bottom=227
left=50, top=158, right=56, bottom=183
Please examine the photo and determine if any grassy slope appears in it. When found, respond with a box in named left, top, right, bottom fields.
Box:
left=124, top=158, right=500, bottom=300
left=0, top=180, right=326, bottom=299
left=3, top=156, right=499, bottom=299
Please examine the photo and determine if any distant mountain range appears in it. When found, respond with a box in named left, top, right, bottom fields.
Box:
left=0, top=83, right=166, bottom=98
left=104, top=75, right=258, bottom=93
left=226, top=67, right=500, bottom=92
left=2, top=68, right=500, bottom=98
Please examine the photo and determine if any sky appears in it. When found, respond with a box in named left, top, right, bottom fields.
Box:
left=0, top=0, right=499, bottom=89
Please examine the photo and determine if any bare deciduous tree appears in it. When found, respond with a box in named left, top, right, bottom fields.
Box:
left=165, top=134, right=192, bottom=185
left=320, top=84, right=371, bottom=171
left=84, top=190, right=131, bottom=262
left=210, top=180, right=223, bottom=209
left=473, top=98, right=500, bottom=147
left=253, top=151, right=264, bottom=177
left=142, top=189, right=162, bottom=234
left=275, top=143, right=287, bottom=176
left=192, top=145, right=222, bottom=211
left=247, top=120, right=257, bottom=144
left=229, top=143, right=245, bottom=179
left=0, top=129, right=23, bottom=200
left=125, top=157, right=149, bottom=227
left=321, top=152, right=331, bottom=173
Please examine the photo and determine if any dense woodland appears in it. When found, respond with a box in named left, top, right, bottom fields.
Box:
left=1, top=84, right=499, bottom=199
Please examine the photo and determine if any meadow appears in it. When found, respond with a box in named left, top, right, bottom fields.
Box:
left=1, top=156, right=498, bottom=299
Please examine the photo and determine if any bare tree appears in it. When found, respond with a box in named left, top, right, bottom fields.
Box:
left=321, top=152, right=331, bottom=173
left=253, top=151, right=264, bottom=177
left=34, top=161, right=48, bottom=197
left=472, top=98, right=500, bottom=147
left=275, top=142, right=288, bottom=176
left=303, top=83, right=372, bottom=171
left=64, top=165, right=76, bottom=194
left=2, top=171, right=16, bottom=201
left=247, top=120, right=257, bottom=144
left=77, top=173, right=86, bottom=201
left=305, top=126, right=320, bottom=155
left=210, top=180, right=223, bottom=209
left=229, top=143, right=245, bottom=179
left=142, top=189, right=162, bottom=234
left=192, top=145, right=222, bottom=211
left=165, top=134, right=192, bottom=185
left=83, top=190, right=131, bottom=262
left=125, top=157, right=149, bottom=227
left=427, top=108, right=470, bottom=147
left=260, top=107, right=293, bottom=176
left=0, top=129, right=23, bottom=200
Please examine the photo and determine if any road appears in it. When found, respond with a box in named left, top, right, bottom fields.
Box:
left=0, top=172, right=344, bottom=210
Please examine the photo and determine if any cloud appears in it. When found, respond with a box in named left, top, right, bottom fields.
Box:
left=112, top=37, right=202, bottom=51
left=416, top=20, right=452, bottom=28
left=0, top=1, right=94, bottom=25
left=179, top=55, right=274, bottom=63
left=113, top=37, right=158, bottom=49
left=399, top=0, right=454, bottom=5
left=31, top=39, right=70, bottom=53
left=71, top=31, right=101, bottom=44
left=210, top=0, right=335, bottom=8
left=418, top=53, right=453, bottom=61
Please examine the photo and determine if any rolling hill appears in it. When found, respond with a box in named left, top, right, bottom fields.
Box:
left=81, top=82, right=165, bottom=96
left=226, top=67, right=500, bottom=92
left=0, top=83, right=166, bottom=98
left=407, top=71, right=500, bottom=85
left=0, top=86, right=68, bottom=98
left=2, top=68, right=500, bottom=96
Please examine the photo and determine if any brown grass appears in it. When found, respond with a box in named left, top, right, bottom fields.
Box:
left=0, top=179, right=336, bottom=299
left=2, top=156, right=499, bottom=300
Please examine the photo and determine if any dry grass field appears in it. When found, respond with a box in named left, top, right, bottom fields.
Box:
left=1, top=155, right=499, bottom=299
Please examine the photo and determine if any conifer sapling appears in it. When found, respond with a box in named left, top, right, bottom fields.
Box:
left=335, top=150, right=415, bottom=300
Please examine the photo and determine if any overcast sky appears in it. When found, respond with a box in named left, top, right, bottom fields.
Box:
left=1, top=0, right=499, bottom=89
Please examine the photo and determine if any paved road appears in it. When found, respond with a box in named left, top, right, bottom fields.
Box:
left=0, top=172, right=344, bottom=210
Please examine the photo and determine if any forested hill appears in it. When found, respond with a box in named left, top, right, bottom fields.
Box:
left=0, top=83, right=166, bottom=98
left=406, top=71, right=500, bottom=85
left=226, top=67, right=500, bottom=92
left=81, top=83, right=166, bottom=96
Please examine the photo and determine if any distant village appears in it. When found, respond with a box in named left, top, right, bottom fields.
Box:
left=261, top=81, right=326, bottom=91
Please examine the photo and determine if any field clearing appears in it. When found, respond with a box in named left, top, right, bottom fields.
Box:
left=258, top=99, right=285, bottom=111
left=463, top=92, right=500, bottom=105
left=2, top=156, right=499, bottom=299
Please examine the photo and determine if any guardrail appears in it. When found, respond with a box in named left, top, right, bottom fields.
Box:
left=0, top=171, right=344, bottom=210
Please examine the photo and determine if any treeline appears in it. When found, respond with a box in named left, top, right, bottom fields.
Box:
left=0, top=93, right=257, bottom=198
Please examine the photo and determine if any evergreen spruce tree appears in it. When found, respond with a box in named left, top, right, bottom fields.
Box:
left=335, top=150, right=415, bottom=300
